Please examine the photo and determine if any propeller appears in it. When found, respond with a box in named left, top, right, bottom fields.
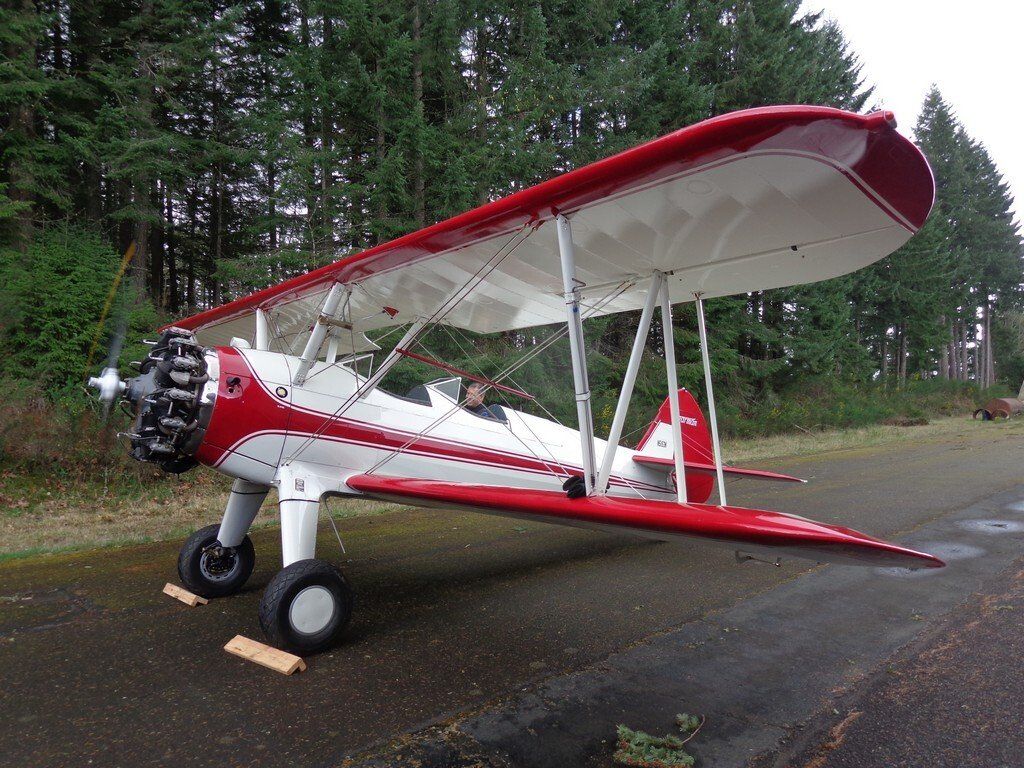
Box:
left=87, top=314, right=128, bottom=420
left=85, top=242, right=136, bottom=421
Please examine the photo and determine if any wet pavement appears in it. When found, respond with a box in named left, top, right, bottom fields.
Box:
left=1, top=421, right=1023, bottom=767
left=762, top=558, right=1024, bottom=768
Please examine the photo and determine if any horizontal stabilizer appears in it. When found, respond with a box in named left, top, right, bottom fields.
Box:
left=346, top=475, right=943, bottom=570
left=632, top=454, right=804, bottom=483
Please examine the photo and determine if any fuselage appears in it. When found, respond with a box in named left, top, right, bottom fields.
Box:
left=195, top=345, right=675, bottom=501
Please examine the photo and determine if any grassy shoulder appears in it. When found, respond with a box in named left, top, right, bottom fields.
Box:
left=2, top=412, right=1016, bottom=560
left=723, top=413, right=1024, bottom=464
left=0, top=469, right=402, bottom=562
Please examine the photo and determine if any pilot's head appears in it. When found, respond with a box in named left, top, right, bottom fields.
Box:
left=466, top=382, right=486, bottom=408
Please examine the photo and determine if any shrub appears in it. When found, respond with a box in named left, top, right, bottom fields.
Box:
left=0, top=378, right=158, bottom=485
left=0, top=223, right=159, bottom=397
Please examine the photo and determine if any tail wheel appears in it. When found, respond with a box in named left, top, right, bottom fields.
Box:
left=258, top=559, right=353, bottom=654
left=177, top=523, right=256, bottom=598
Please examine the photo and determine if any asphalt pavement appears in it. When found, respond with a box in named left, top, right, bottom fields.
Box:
left=2, top=420, right=1023, bottom=767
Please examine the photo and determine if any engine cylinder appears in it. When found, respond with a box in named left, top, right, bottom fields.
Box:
left=124, top=328, right=218, bottom=473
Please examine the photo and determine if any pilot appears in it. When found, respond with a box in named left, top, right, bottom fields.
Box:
left=465, top=382, right=500, bottom=420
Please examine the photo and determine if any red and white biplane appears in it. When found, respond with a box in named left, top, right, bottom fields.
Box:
left=91, top=105, right=943, bottom=653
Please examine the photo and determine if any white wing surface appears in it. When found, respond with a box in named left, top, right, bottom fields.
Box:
left=172, top=106, right=934, bottom=349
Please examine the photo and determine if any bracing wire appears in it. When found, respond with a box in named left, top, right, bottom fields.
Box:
left=438, top=324, right=575, bottom=480
left=362, top=280, right=635, bottom=478
left=283, top=224, right=535, bottom=464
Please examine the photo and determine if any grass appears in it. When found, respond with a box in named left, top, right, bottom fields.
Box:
left=0, top=468, right=401, bottom=560
left=722, top=414, right=1024, bottom=465
left=1, top=410, right=1018, bottom=560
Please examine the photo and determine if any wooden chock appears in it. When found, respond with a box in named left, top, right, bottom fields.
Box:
left=163, top=582, right=209, bottom=607
left=224, top=635, right=307, bottom=675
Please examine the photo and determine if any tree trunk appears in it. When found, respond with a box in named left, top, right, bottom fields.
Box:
left=984, top=300, right=994, bottom=387
left=412, top=0, right=425, bottom=226
left=69, top=0, right=103, bottom=221
left=375, top=58, right=387, bottom=240
left=210, top=163, right=223, bottom=306
left=299, top=6, right=317, bottom=252
left=3, top=0, right=38, bottom=250
left=950, top=322, right=961, bottom=381
left=474, top=16, right=488, bottom=205
left=130, top=208, right=150, bottom=296
left=897, top=322, right=908, bottom=386
left=960, top=322, right=970, bottom=382
left=938, top=315, right=949, bottom=379
left=150, top=179, right=164, bottom=307
left=320, top=14, right=334, bottom=253
left=165, top=186, right=178, bottom=313
left=268, top=158, right=277, bottom=252
left=185, top=188, right=197, bottom=311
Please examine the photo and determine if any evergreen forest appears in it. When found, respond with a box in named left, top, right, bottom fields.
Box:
left=1, top=0, right=1022, bottom=457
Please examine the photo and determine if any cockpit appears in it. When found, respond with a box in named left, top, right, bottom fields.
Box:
left=231, top=331, right=515, bottom=422
left=401, top=376, right=508, bottom=422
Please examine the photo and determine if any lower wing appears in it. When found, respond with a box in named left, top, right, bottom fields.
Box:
left=346, top=475, right=943, bottom=570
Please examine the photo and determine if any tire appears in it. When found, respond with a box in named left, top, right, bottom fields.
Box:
left=258, top=559, right=353, bottom=654
left=177, top=523, right=255, bottom=598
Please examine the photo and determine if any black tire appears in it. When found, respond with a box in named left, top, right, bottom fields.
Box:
left=258, top=559, right=353, bottom=654
left=177, top=523, right=255, bottom=598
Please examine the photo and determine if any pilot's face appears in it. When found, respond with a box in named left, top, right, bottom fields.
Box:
left=466, top=384, right=484, bottom=407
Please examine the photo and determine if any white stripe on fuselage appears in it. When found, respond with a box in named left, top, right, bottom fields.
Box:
left=213, top=349, right=670, bottom=498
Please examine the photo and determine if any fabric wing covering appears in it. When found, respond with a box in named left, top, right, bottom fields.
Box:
left=345, top=475, right=945, bottom=570
left=171, top=105, right=934, bottom=350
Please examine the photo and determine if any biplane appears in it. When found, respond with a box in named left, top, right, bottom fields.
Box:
left=91, top=105, right=943, bottom=653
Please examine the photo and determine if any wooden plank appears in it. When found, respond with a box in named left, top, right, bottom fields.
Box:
left=163, top=582, right=209, bottom=607
left=224, top=635, right=307, bottom=675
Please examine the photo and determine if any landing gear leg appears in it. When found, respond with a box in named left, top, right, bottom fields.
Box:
left=216, top=478, right=270, bottom=548
left=258, top=472, right=353, bottom=654
left=177, top=479, right=268, bottom=598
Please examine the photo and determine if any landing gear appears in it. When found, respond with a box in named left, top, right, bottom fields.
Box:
left=258, top=559, right=354, bottom=654
left=177, top=523, right=256, bottom=598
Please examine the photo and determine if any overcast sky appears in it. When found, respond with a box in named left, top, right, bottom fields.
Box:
left=801, top=1, right=1022, bottom=222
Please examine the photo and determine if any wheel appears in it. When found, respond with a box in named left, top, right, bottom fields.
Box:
left=258, top=559, right=353, bottom=654
left=177, top=523, right=256, bottom=598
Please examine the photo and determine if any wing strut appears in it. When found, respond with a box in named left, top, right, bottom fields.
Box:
left=254, top=309, right=270, bottom=351
left=660, top=278, right=688, bottom=503
left=596, top=272, right=664, bottom=494
left=556, top=214, right=598, bottom=494
left=294, top=282, right=348, bottom=384
left=695, top=293, right=727, bottom=505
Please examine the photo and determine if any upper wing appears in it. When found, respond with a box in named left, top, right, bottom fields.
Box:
left=172, top=106, right=934, bottom=349
left=346, top=475, right=943, bottom=570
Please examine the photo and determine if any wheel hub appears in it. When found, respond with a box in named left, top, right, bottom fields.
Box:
left=199, top=545, right=239, bottom=581
left=289, top=586, right=336, bottom=635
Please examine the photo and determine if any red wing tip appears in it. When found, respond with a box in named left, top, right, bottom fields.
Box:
left=863, top=545, right=945, bottom=570
left=867, top=109, right=898, bottom=129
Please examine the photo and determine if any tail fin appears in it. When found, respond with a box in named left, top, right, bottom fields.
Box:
left=636, top=389, right=716, bottom=503
left=635, top=389, right=804, bottom=502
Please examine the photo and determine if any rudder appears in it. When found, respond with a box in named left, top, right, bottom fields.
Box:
left=636, top=389, right=715, bottom=503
